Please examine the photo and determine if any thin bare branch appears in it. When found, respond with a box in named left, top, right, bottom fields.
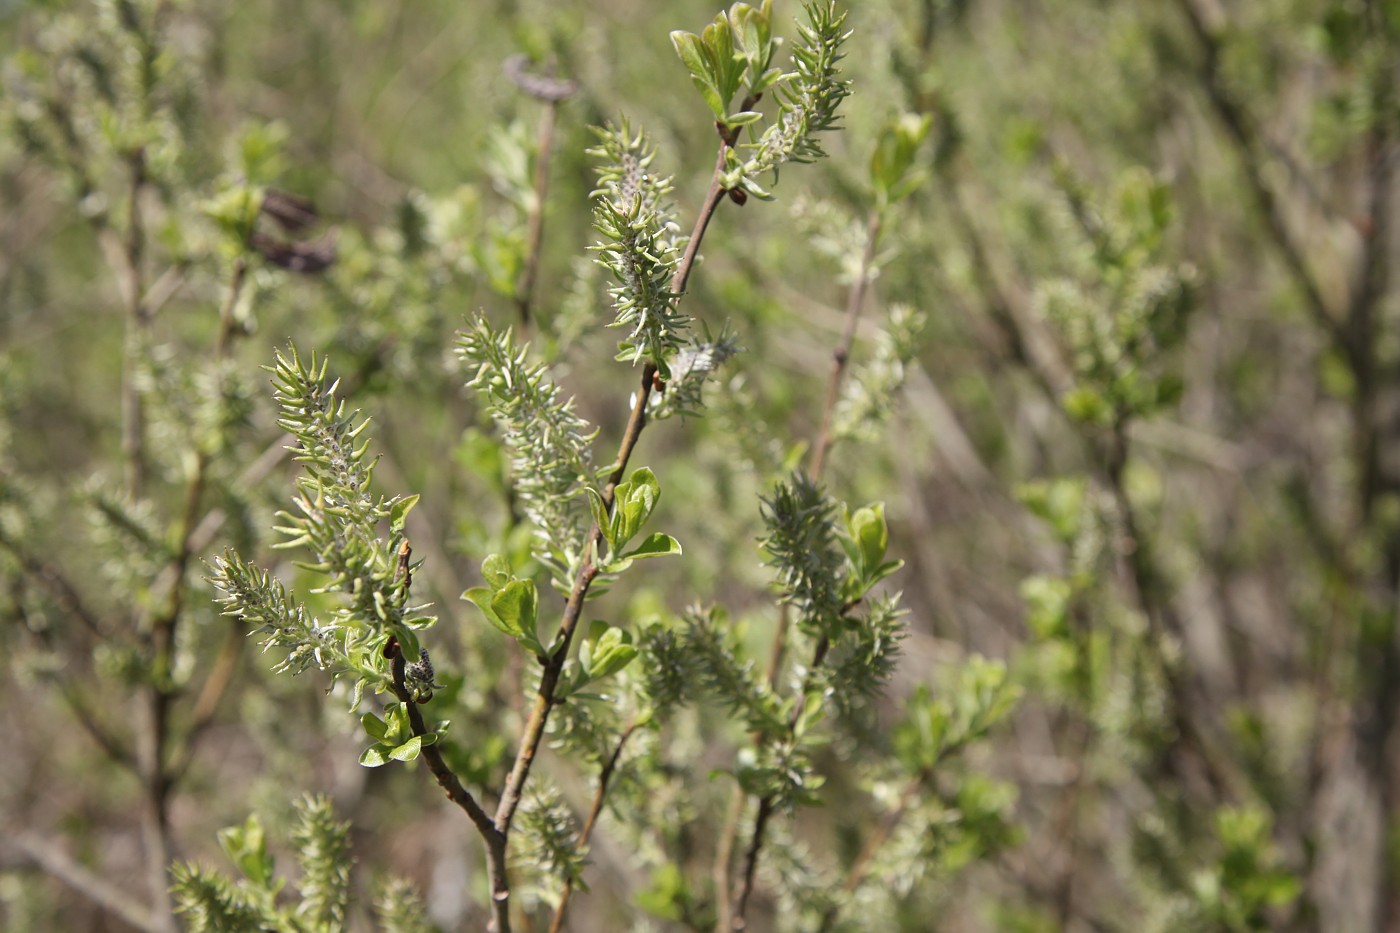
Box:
left=548, top=718, right=640, bottom=933
left=6, top=833, right=163, bottom=933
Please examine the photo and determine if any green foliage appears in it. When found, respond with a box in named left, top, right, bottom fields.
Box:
left=173, top=797, right=430, bottom=933
left=26, top=0, right=1377, bottom=929
left=456, top=317, right=596, bottom=588
left=359, top=702, right=446, bottom=767
left=893, top=659, right=1020, bottom=774
left=464, top=554, right=546, bottom=657
left=211, top=345, right=432, bottom=708
left=1040, top=164, right=1196, bottom=426
left=722, top=2, right=853, bottom=198
left=671, top=0, right=783, bottom=125
left=760, top=473, right=847, bottom=637
left=373, top=878, right=436, bottom=933
left=589, top=123, right=688, bottom=376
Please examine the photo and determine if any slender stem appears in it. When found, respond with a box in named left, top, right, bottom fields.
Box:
left=720, top=206, right=884, bottom=927
left=515, top=100, right=561, bottom=340
left=677, top=139, right=737, bottom=297
left=730, top=636, right=831, bottom=929
left=394, top=643, right=510, bottom=930
left=1103, top=418, right=1240, bottom=800
left=816, top=716, right=1003, bottom=931
left=7, top=833, right=162, bottom=933
left=732, top=797, right=774, bottom=928
left=757, top=207, right=882, bottom=735
left=828, top=773, right=923, bottom=913
left=488, top=136, right=735, bottom=929
left=1172, top=0, right=1340, bottom=349
left=712, top=788, right=745, bottom=933
left=810, top=210, right=882, bottom=480
left=120, top=150, right=149, bottom=503
left=135, top=256, right=247, bottom=933
left=548, top=718, right=640, bottom=933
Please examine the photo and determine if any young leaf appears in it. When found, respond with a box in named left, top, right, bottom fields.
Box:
left=586, top=487, right=612, bottom=551
left=359, top=744, right=392, bottom=768
left=620, top=532, right=683, bottom=561
left=217, top=816, right=274, bottom=888
left=389, top=736, right=425, bottom=762
left=492, top=579, right=537, bottom=635
left=361, top=711, right=388, bottom=742
left=586, top=625, right=640, bottom=683
left=610, top=467, right=661, bottom=550
left=388, top=494, right=420, bottom=537
left=480, top=553, right=513, bottom=591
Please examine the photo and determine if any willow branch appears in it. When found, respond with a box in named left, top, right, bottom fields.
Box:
left=6, top=833, right=163, bottom=933
left=548, top=718, right=640, bottom=933
left=720, top=202, right=884, bottom=928
left=515, top=99, right=562, bottom=340
left=117, top=149, right=149, bottom=503
left=731, top=635, right=831, bottom=929
left=757, top=204, right=882, bottom=733
left=810, top=209, right=882, bottom=480
left=136, top=255, right=248, bottom=933
left=489, top=137, right=734, bottom=931
left=1173, top=0, right=1340, bottom=350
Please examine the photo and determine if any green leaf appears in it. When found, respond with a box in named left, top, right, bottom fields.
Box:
left=864, top=558, right=903, bottom=590
left=359, top=744, right=392, bottom=768
left=586, top=487, right=612, bottom=550
left=671, top=30, right=710, bottom=84
left=579, top=619, right=607, bottom=675
left=725, top=110, right=764, bottom=127
left=388, top=494, right=419, bottom=537
left=671, top=30, right=727, bottom=120
left=360, top=711, right=388, bottom=742
left=620, top=532, right=683, bottom=561
left=610, top=467, right=661, bottom=550
left=849, top=503, right=888, bottom=573
left=383, top=703, right=414, bottom=745
left=588, top=626, right=639, bottom=682
left=492, top=579, right=538, bottom=636
left=465, top=586, right=514, bottom=638
left=480, top=554, right=512, bottom=591
left=1062, top=385, right=1112, bottom=424
left=871, top=113, right=932, bottom=205
left=389, top=736, right=424, bottom=762
left=217, top=816, right=274, bottom=887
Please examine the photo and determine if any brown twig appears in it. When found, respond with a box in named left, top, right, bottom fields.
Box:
left=826, top=773, right=923, bottom=919
left=135, top=255, right=248, bottom=933
left=548, top=718, right=641, bottom=933
left=486, top=136, right=734, bottom=931
left=516, top=98, right=562, bottom=340
left=6, top=833, right=162, bottom=933
left=730, top=635, right=831, bottom=929
left=385, top=547, right=508, bottom=931
left=117, top=149, right=150, bottom=504
left=720, top=200, right=884, bottom=929
left=810, top=209, right=882, bottom=480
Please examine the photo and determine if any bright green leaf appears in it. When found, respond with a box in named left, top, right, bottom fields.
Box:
left=359, top=744, right=391, bottom=768
left=389, top=736, right=424, bottom=762
left=620, top=532, right=683, bottom=560
left=360, top=711, right=387, bottom=742
left=389, top=494, right=419, bottom=537
left=480, top=554, right=512, bottom=591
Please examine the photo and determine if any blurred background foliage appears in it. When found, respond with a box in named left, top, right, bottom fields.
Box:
left=3, top=0, right=1400, bottom=930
